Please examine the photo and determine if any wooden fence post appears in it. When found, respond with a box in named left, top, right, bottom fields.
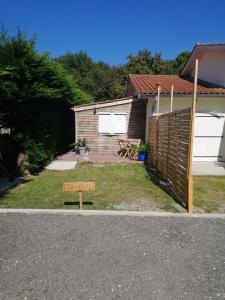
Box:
left=187, top=59, right=199, bottom=213
left=167, top=85, right=174, bottom=177
left=166, top=113, right=171, bottom=178
left=79, top=191, right=83, bottom=210
left=156, top=118, right=159, bottom=168
left=170, top=85, right=174, bottom=113
left=156, top=85, right=161, bottom=115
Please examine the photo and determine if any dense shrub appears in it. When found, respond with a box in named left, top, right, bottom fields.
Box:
left=23, top=139, right=52, bottom=174
left=0, top=29, right=92, bottom=174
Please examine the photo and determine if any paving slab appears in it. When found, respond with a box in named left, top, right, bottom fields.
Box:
left=46, top=160, right=76, bottom=170
left=192, top=161, right=225, bottom=176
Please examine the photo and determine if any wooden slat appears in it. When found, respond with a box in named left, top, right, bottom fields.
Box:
left=148, top=108, right=192, bottom=209
left=76, top=100, right=146, bottom=154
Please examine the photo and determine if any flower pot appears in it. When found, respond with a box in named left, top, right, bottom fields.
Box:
left=79, top=147, right=87, bottom=157
left=138, top=152, right=146, bottom=161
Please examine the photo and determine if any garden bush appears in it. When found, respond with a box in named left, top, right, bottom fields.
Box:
left=0, top=28, right=92, bottom=174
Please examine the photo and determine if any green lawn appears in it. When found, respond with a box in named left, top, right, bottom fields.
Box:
left=1, top=163, right=225, bottom=213
left=0, top=163, right=178, bottom=212
left=193, top=176, right=225, bottom=212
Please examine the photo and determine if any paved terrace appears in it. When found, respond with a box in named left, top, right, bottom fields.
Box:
left=56, top=151, right=143, bottom=164
left=56, top=152, right=225, bottom=175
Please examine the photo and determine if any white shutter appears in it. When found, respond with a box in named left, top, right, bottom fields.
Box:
left=98, top=112, right=126, bottom=134
left=98, top=113, right=113, bottom=134
left=113, top=114, right=126, bottom=134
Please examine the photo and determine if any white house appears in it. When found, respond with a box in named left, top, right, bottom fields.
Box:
left=127, top=43, right=225, bottom=162
left=74, top=43, right=225, bottom=162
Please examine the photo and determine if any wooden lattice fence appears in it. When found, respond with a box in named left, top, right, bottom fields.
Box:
left=148, top=108, right=192, bottom=208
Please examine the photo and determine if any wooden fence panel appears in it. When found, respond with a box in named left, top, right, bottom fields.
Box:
left=148, top=108, right=192, bottom=208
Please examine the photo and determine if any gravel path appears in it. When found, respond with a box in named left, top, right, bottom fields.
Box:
left=0, top=213, right=225, bottom=300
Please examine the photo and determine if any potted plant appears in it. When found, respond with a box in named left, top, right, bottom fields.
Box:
left=138, top=144, right=148, bottom=161
left=75, top=138, right=88, bottom=156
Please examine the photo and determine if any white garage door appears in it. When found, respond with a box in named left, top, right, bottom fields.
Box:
left=193, top=113, right=225, bottom=161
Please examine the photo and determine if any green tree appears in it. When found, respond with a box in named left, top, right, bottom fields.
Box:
left=57, top=49, right=165, bottom=101
left=56, top=51, right=95, bottom=96
left=57, top=52, right=127, bottom=100
left=0, top=28, right=92, bottom=173
left=173, top=51, right=190, bottom=74
left=126, top=48, right=164, bottom=74
left=163, top=51, right=191, bottom=75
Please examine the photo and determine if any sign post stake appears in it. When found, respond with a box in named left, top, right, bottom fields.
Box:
left=79, top=191, right=83, bottom=210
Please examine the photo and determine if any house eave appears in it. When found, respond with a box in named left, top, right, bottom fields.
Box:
left=72, top=97, right=138, bottom=112
left=181, top=43, right=225, bottom=77
left=137, top=93, right=225, bottom=99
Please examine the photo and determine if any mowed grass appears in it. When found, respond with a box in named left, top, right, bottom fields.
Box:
left=0, top=163, right=178, bottom=212
left=193, top=176, right=225, bottom=212
left=1, top=163, right=225, bottom=213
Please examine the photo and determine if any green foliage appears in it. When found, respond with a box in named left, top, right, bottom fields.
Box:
left=0, top=29, right=92, bottom=107
left=57, top=52, right=127, bottom=100
left=130, top=144, right=139, bottom=152
left=0, top=28, right=91, bottom=174
left=173, top=51, right=191, bottom=74
left=75, top=138, right=88, bottom=148
left=57, top=48, right=189, bottom=101
left=70, top=138, right=89, bottom=152
left=163, top=51, right=191, bottom=75
left=139, top=144, right=148, bottom=153
left=126, top=49, right=164, bottom=74
left=23, top=139, right=52, bottom=174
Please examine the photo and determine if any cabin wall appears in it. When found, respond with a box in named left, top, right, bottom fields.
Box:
left=76, top=100, right=146, bottom=154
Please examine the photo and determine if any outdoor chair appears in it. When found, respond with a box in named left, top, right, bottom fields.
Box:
left=118, top=139, right=129, bottom=158
left=127, top=139, right=141, bottom=160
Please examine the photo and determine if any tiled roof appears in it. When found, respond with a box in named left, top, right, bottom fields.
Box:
left=128, top=74, right=225, bottom=95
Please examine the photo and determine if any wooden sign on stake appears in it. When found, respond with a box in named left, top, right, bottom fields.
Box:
left=187, top=59, right=199, bottom=213
left=63, top=182, right=96, bottom=209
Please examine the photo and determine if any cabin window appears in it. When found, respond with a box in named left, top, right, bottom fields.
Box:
left=98, top=113, right=126, bottom=135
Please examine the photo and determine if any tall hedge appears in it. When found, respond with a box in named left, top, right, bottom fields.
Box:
left=0, top=29, right=92, bottom=174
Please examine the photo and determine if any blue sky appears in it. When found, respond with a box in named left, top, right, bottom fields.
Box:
left=1, top=0, right=225, bottom=65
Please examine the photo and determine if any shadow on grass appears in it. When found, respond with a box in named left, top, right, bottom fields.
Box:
left=0, top=177, right=33, bottom=201
left=144, top=162, right=186, bottom=210
left=64, top=201, right=93, bottom=207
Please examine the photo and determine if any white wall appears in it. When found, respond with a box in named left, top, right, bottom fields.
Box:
left=145, top=97, right=155, bottom=142
left=191, top=50, right=225, bottom=87
left=151, top=96, right=225, bottom=114
left=147, top=96, right=225, bottom=161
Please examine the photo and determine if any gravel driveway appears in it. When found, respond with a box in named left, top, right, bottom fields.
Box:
left=0, top=213, right=225, bottom=300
